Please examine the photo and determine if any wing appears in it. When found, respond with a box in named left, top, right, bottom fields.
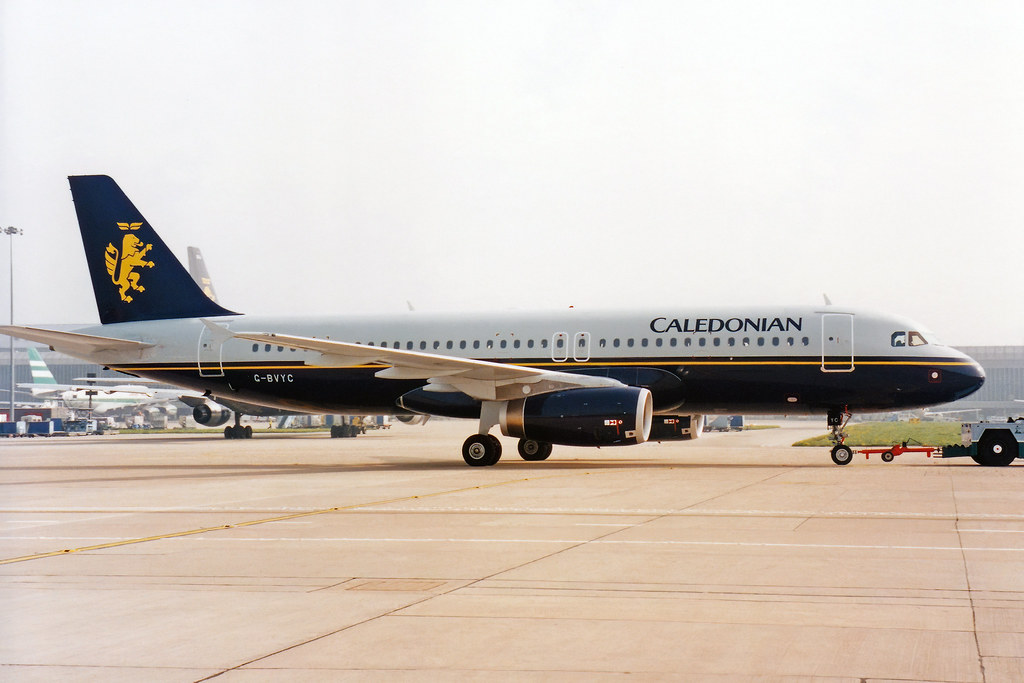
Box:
left=207, top=320, right=622, bottom=402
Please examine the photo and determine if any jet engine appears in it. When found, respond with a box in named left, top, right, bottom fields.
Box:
left=500, top=387, right=653, bottom=447
left=648, top=414, right=704, bottom=441
left=192, top=402, right=232, bottom=427
left=393, top=414, right=430, bottom=426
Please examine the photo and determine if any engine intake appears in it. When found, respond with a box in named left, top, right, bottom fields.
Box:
left=500, top=387, right=652, bottom=447
left=192, top=402, right=232, bottom=427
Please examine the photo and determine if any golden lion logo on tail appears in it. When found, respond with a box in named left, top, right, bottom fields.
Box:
left=105, top=222, right=154, bottom=303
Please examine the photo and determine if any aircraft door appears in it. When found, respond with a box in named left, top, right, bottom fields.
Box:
left=573, top=331, right=591, bottom=362
left=198, top=323, right=227, bottom=377
left=821, top=313, right=854, bottom=372
left=551, top=332, right=569, bottom=362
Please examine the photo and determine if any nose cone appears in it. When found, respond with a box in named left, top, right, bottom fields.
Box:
left=948, top=354, right=985, bottom=402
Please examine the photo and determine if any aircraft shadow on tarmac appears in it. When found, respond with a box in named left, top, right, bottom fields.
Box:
left=4, top=456, right=946, bottom=487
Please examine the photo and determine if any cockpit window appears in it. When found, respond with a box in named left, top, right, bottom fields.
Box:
left=891, top=330, right=928, bottom=347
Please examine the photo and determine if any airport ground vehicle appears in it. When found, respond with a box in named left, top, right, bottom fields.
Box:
left=939, top=419, right=1024, bottom=466
left=65, top=419, right=103, bottom=435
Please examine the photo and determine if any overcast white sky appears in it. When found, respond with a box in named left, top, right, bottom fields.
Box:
left=1, top=0, right=1022, bottom=346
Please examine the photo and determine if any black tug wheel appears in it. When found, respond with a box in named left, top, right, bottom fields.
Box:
left=831, top=445, right=853, bottom=466
left=881, top=450, right=894, bottom=463
left=463, top=434, right=502, bottom=467
left=518, top=439, right=553, bottom=461
left=972, top=431, right=1017, bottom=467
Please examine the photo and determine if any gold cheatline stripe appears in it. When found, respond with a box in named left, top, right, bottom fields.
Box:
left=0, top=473, right=566, bottom=566
left=118, top=359, right=974, bottom=373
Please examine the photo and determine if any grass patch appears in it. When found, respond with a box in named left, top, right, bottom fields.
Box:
left=793, top=421, right=960, bottom=447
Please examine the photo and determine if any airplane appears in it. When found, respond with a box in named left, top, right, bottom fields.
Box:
left=187, top=246, right=219, bottom=303
left=0, top=175, right=987, bottom=466
left=20, top=347, right=195, bottom=414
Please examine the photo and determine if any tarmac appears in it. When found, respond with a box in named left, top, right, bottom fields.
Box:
left=2, top=419, right=1023, bottom=682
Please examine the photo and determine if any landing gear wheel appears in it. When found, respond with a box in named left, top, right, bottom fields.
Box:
left=973, top=431, right=1017, bottom=467
left=881, top=450, right=894, bottom=463
left=462, top=434, right=502, bottom=467
left=224, top=425, right=235, bottom=439
left=517, top=439, right=552, bottom=461
left=243, top=425, right=253, bottom=439
left=831, top=445, right=853, bottom=466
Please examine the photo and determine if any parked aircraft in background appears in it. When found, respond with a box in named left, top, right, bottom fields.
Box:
left=0, top=176, right=986, bottom=465
left=20, top=348, right=194, bottom=414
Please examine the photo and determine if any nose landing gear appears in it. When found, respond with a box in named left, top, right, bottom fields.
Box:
left=828, top=407, right=853, bottom=466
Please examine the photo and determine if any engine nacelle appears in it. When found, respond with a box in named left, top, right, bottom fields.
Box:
left=393, top=414, right=430, bottom=426
left=649, top=414, right=704, bottom=441
left=500, top=387, right=653, bottom=447
left=192, top=402, right=232, bottom=427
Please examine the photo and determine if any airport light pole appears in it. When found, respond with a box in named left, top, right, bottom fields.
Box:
left=5, top=226, right=22, bottom=422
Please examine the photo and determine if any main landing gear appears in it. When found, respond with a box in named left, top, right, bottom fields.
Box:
left=827, top=407, right=853, bottom=466
left=224, top=413, right=253, bottom=439
left=461, top=403, right=553, bottom=467
left=460, top=434, right=554, bottom=466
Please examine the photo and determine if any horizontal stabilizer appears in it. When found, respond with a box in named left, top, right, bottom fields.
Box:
left=0, top=325, right=154, bottom=356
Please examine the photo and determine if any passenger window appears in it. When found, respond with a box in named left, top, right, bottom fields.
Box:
left=513, top=339, right=520, bottom=349
left=541, top=339, right=548, bottom=349
left=801, top=337, right=809, bottom=346
left=757, top=338, right=765, bottom=347
left=277, top=346, right=284, bottom=352
left=698, top=338, right=706, bottom=347
left=613, top=338, right=620, bottom=348
left=420, top=341, right=427, bottom=350
left=406, top=342, right=414, bottom=350
left=772, top=337, right=779, bottom=346
left=641, top=338, right=648, bottom=347
left=473, top=340, right=480, bottom=349
left=460, top=340, right=467, bottom=350
left=500, top=340, right=507, bottom=349
left=713, top=337, right=720, bottom=347
left=670, top=338, right=677, bottom=347
left=265, top=344, right=271, bottom=352
left=627, top=338, right=635, bottom=348
left=727, top=338, right=735, bottom=347
left=655, top=338, right=663, bottom=347
left=486, top=340, right=493, bottom=349
left=599, top=339, right=607, bottom=348
left=433, top=341, right=439, bottom=350
left=684, top=338, right=692, bottom=347
left=252, top=343, right=258, bottom=352
left=446, top=341, right=453, bottom=350
left=527, top=339, right=535, bottom=349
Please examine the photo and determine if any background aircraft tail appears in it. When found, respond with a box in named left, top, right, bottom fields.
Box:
left=187, top=246, right=219, bottom=303
left=68, top=175, right=238, bottom=324
left=27, top=348, right=57, bottom=390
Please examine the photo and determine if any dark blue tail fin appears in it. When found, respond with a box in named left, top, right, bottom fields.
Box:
left=69, top=175, right=238, bottom=324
